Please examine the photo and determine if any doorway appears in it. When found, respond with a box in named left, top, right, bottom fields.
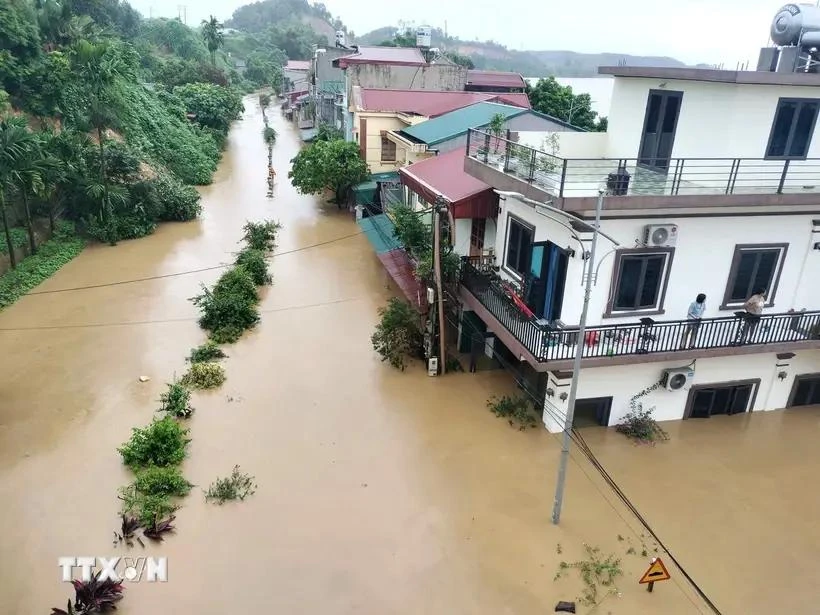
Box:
left=526, top=241, right=569, bottom=321
left=685, top=380, right=759, bottom=419
left=573, top=397, right=612, bottom=428
left=469, top=218, right=486, bottom=257
left=787, top=373, right=820, bottom=407
left=638, top=89, right=683, bottom=171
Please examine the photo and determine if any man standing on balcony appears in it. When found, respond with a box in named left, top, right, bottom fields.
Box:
left=681, top=293, right=706, bottom=349
left=737, top=289, right=766, bottom=344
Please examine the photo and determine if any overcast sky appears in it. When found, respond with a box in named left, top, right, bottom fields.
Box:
left=130, top=0, right=779, bottom=66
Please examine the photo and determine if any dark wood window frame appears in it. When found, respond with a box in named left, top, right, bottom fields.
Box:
left=603, top=247, right=675, bottom=319
left=719, top=243, right=788, bottom=311
left=503, top=214, right=534, bottom=279
left=787, top=372, right=820, bottom=407
left=470, top=218, right=486, bottom=250
left=683, top=378, right=761, bottom=419
left=380, top=131, right=397, bottom=162
left=765, top=97, right=820, bottom=160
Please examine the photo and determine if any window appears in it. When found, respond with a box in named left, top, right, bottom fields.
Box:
left=505, top=216, right=533, bottom=276
left=722, top=244, right=788, bottom=308
left=470, top=218, right=486, bottom=251
left=380, top=131, right=396, bottom=162
left=607, top=248, right=674, bottom=315
left=766, top=98, right=820, bottom=159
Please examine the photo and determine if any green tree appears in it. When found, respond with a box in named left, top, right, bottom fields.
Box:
left=288, top=138, right=369, bottom=204
left=526, top=77, right=607, bottom=132
left=173, top=82, right=244, bottom=136
left=201, top=15, right=224, bottom=66
left=11, top=131, right=48, bottom=254
left=444, top=51, right=474, bottom=69
left=0, top=117, right=39, bottom=267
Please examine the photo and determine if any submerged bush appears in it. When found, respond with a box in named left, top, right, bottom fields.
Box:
left=118, top=417, right=190, bottom=468
left=370, top=297, right=423, bottom=371
left=188, top=341, right=227, bottom=363
left=181, top=361, right=226, bottom=389
left=235, top=247, right=271, bottom=285
left=241, top=220, right=281, bottom=252
left=487, top=395, right=539, bottom=430
left=158, top=381, right=194, bottom=419
left=616, top=407, right=669, bottom=443
left=204, top=465, right=257, bottom=504
left=118, top=486, right=179, bottom=527
left=133, top=465, right=193, bottom=498
left=191, top=267, right=260, bottom=340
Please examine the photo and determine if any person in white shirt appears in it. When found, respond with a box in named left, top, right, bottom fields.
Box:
left=681, top=293, right=706, bottom=349
left=737, top=288, right=766, bottom=343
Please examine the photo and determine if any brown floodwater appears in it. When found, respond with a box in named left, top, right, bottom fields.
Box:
left=0, top=97, right=720, bottom=614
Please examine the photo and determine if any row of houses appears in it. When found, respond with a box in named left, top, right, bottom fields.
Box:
left=285, top=34, right=820, bottom=431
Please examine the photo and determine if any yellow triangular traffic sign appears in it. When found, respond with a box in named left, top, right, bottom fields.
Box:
left=639, top=557, right=671, bottom=584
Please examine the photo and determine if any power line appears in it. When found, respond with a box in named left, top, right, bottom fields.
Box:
left=442, top=300, right=720, bottom=614
left=23, top=231, right=365, bottom=297
left=0, top=296, right=366, bottom=332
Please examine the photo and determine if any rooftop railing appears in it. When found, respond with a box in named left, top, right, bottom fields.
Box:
left=461, top=257, right=820, bottom=362
left=465, top=128, right=820, bottom=199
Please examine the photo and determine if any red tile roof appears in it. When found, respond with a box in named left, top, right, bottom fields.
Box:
left=377, top=249, right=428, bottom=313
left=399, top=148, right=497, bottom=219
left=336, top=46, right=426, bottom=68
left=359, top=89, right=530, bottom=117
left=466, top=70, right=526, bottom=89
left=285, top=60, right=311, bottom=71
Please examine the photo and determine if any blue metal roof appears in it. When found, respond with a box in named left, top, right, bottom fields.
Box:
left=398, top=102, right=528, bottom=146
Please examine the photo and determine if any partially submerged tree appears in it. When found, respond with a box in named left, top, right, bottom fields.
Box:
left=288, top=138, right=369, bottom=204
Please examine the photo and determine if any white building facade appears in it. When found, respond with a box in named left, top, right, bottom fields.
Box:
left=460, top=66, right=820, bottom=431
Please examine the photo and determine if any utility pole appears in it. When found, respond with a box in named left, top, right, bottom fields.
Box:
left=433, top=197, right=447, bottom=374
left=551, top=189, right=605, bottom=525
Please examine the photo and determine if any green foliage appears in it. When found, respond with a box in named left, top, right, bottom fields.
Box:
left=391, top=203, right=430, bottom=259
left=554, top=544, right=623, bottom=607
left=616, top=407, right=669, bottom=443
left=487, top=395, right=539, bottom=430
left=314, top=124, right=343, bottom=142
left=241, top=219, right=281, bottom=251
left=235, top=247, right=272, bottom=285
left=191, top=277, right=260, bottom=340
left=151, top=56, right=229, bottom=88
left=133, top=465, right=193, bottom=498
left=0, top=222, right=84, bottom=309
left=158, top=381, right=194, bottom=419
left=245, top=52, right=282, bottom=88
left=173, top=82, right=244, bottom=136
left=288, top=138, right=369, bottom=203
left=444, top=51, right=474, bottom=68
left=259, top=93, right=272, bottom=109
left=201, top=16, right=225, bottom=66
left=140, top=17, right=209, bottom=62
left=527, top=77, right=607, bottom=131
left=371, top=297, right=423, bottom=371
left=204, top=465, right=257, bottom=504
left=118, top=486, right=178, bottom=527
left=414, top=250, right=461, bottom=284
left=0, top=226, right=27, bottom=255
left=209, top=325, right=244, bottom=344
left=118, top=416, right=190, bottom=469
left=180, top=361, right=227, bottom=389
left=263, top=126, right=277, bottom=145
left=188, top=341, right=228, bottom=363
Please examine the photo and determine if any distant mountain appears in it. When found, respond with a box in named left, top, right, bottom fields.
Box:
left=356, top=27, right=708, bottom=77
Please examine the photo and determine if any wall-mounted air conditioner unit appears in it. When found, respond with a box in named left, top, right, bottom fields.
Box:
left=643, top=224, right=678, bottom=248
left=662, top=367, right=694, bottom=392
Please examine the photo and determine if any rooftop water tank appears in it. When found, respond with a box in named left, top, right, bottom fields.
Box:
left=416, top=25, right=432, bottom=48
left=335, top=31, right=345, bottom=47
left=771, top=3, right=820, bottom=46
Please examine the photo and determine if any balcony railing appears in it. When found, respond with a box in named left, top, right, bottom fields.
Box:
left=461, top=258, right=820, bottom=362
left=465, top=128, right=820, bottom=199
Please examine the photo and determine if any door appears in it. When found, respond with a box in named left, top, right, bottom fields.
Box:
left=688, top=382, right=755, bottom=419
left=526, top=242, right=568, bottom=321
left=788, top=374, right=820, bottom=407
left=469, top=218, right=486, bottom=257
left=573, top=397, right=612, bottom=428
left=638, top=90, right=683, bottom=171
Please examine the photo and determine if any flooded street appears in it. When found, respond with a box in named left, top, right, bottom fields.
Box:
left=0, top=96, right=737, bottom=614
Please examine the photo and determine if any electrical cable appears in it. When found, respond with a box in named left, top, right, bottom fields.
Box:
left=23, top=231, right=366, bottom=297
left=441, top=299, right=720, bottom=614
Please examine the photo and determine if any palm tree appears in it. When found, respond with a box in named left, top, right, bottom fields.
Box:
left=201, top=16, right=224, bottom=67
left=0, top=118, right=40, bottom=268
left=12, top=138, right=48, bottom=255
left=41, top=130, right=90, bottom=233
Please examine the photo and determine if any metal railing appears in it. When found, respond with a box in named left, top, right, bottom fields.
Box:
left=465, top=128, right=820, bottom=198
left=461, top=258, right=820, bottom=362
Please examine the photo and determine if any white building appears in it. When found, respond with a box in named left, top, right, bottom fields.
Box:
left=459, top=65, right=820, bottom=430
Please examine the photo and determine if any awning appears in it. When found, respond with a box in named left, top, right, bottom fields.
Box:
left=357, top=213, right=401, bottom=253
left=352, top=172, right=400, bottom=207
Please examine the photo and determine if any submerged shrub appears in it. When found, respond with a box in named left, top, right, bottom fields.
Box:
left=235, top=247, right=271, bottom=285
left=118, top=417, right=190, bottom=468
left=616, top=407, right=669, bottom=443
left=204, top=465, right=257, bottom=504
left=487, top=395, right=539, bottom=430
left=370, top=297, right=423, bottom=371
left=191, top=267, right=260, bottom=339
left=158, top=381, right=194, bottom=418
left=241, top=219, right=281, bottom=251
left=181, top=361, right=226, bottom=389
left=209, top=325, right=244, bottom=344
left=133, top=465, right=193, bottom=498
left=188, top=341, right=227, bottom=363
left=118, top=486, right=178, bottom=527
left=154, top=174, right=202, bottom=221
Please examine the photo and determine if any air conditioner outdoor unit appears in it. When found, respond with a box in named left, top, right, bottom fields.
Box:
left=643, top=224, right=678, bottom=248
left=662, top=367, right=694, bottom=392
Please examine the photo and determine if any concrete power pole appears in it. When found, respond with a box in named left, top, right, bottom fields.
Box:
left=433, top=197, right=447, bottom=375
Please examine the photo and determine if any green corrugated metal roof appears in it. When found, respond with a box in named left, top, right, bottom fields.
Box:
left=352, top=172, right=400, bottom=205
left=358, top=214, right=402, bottom=253
left=399, top=102, right=528, bottom=146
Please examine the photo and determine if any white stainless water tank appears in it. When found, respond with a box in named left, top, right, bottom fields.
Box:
left=335, top=30, right=345, bottom=46
left=771, top=3, right=820, bottom=46
left=416, top=25, right=432, bottom=48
